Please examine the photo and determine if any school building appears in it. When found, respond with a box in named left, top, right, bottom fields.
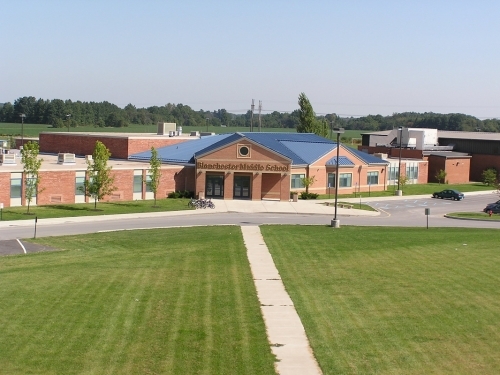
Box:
left=0, top=131, right=389, bottom=207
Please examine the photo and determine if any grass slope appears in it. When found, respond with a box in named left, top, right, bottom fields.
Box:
left=0, top=227, right=276, bottom=375
left=0, top=199, right=192, bottom=221
left=261, top=225, right=500, bottom=375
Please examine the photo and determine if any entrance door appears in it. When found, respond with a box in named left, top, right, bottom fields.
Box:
left=206, top=175, right=224, bottom=198
left=234, top=175, right=251, bottom=199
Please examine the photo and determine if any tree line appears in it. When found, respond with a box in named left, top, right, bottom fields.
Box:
left=1, top=96, right=500, bottom=133
left=0, top=96, right=301, bottom=129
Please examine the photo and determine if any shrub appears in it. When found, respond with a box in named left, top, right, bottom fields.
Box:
left=299, top=192, right=319, bottom=200
left=167, top=190, right=194, bottom=199
left=482, top=168, right=498, bottom=186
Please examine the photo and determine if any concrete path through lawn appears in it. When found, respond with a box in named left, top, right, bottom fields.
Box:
left=241, top=225, right=322, bottom=375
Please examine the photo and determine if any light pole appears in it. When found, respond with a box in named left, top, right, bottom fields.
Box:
left=20, top=113, right=26, bottom=148
left=206, top=118, right=209, bottom=132
left=66, top=114, right=71, bottom=132
left=396, top=126, right=403, bottom=196
left=331, top=127, right=345, bottom=228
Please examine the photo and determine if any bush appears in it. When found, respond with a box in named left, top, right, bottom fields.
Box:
left=299, top=192, right=319, bottom=200
left=167, top=190, right=194, bottom=199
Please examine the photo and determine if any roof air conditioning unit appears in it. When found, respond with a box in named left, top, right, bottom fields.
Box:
left=58, top=153, right=76, bottom=165
left=0, top=154, right=16, bottom=165
left=157, top=122, right=177, bottom=135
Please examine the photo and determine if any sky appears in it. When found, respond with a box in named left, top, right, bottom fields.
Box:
left=2, top=0, right=500, bottom=119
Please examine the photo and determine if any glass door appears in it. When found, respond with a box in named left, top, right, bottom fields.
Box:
left=233, top=175, right=251, bottom=199
left=206, top=175, right=224, bottom=198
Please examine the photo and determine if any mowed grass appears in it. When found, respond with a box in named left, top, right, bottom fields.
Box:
left=260, top=225, right=500, bottom=374
left=0, top=199, right=192, bottom=221
left=0, top=227, right=276, bottom=375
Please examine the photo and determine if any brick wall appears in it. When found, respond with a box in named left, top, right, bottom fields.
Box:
left=39, top=133, right=196, bottom=160
left=427, top=156, right=470, bottom=183
left=470, top=154, right=500, bottom=182
left=196, top=141, right=291, bottom=201
left=0, top=173, right=10, bottom=207
left=38, top=171, right=76, bottom=205
left=39, top=134, right=130, bottom=159
left=261, top=173, right=282, bottom=200
left=444, top=158, right=471, bottom=183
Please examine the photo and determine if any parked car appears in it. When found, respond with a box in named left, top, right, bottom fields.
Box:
left=484, top=203, right=500, bottom=214
left=432, top=189, right=464, bottom=200
left=485, top=199, right=500, bottom=210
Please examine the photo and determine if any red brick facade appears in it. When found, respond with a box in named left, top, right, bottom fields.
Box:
left=195, top=140, right=291, bottom=201
left=39, top=133, right=194, bottom=159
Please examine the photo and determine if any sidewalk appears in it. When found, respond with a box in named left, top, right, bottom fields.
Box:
left=0, top=199, right=379, bottom=228
left=242, top=226, right=322, bottom=375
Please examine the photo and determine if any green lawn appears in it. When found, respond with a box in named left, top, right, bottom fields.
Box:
left=261, top=225, right=500, bottom=375
left=324, top=182, right=495, bottom=199
left=447, top=212, right=500, bottom=221
left=0, top=227, right=276, bottom=375
left=0, top=198, right=192, bottom=221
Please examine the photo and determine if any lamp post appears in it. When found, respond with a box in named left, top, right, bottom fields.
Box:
left=66, top=114, right=71, bottom=132
left=396, top=126, right=403, bottom=196
left=20, top=113, right=26, bottom=148
left=331, top=127, right=345, bottom=228
left=206, top=118, right=209, bottom=132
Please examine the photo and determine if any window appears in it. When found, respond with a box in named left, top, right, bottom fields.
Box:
left=10, top=177, right=22, bottom=198
left=406, top=164, right=418, bottom=180
left=133, top=175, right=143, bottom=193
left=388, top=165, right=399, bottom=181
left=339, top=173, right=352, bottom=188
left=367, top=171, right=379, bottom=185
left=145, top=175, right=153, bottom=193
left=26, top=177, right=37, bottom=198
left=327, top=173, right=336, bottom=188
left=237, top=144, right=251, bottom=158
left=291, top=174, right=305, bottom=189
left=75, top=176, right=85, bottom=195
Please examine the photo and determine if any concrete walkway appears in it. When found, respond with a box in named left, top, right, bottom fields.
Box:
left=241, top=225, right=322, bottom=375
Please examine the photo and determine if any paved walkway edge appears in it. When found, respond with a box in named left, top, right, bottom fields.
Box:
left=241, top=225, right=322, bottom=375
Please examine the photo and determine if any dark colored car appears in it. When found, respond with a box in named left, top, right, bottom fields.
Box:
left=432, top=189, right=464, bottom=200
left=485, top=199, right=500, bottom=210
left=484, top=203, right=500, bottom=213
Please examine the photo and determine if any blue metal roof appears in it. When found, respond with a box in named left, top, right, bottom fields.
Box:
left=128, top=132, right=389, bottom=167
left=129, top=134, right=233, bottom=164
left=346, top=148, right=389, bottom=165
left=326, top=156, right=356, bottom=166
left=242, top=132, right=335, bottom=165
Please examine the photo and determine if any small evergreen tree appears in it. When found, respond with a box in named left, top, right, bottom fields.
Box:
left=482, top=168, right=497, bottom=186
left=83, top=141, right=116, bottom=209
left=21, top=141, right=43, bottom=214
left=146, top=147, right=162, bottom=207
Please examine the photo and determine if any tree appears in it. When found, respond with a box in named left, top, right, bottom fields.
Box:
left=83, top=141, right=116, bottom=209
left=482, top=168, right=498, bottom=186
left=21, top=141, right=43, bottom=214
left=297, top=93, right=317, bottom=134
left=435, top=169, right=447, bottom=184
left=398, top=175, right=409, bottom=192
left=146, top=147, right=162, bottom=207
left=300, top=175, right=316, bottom=194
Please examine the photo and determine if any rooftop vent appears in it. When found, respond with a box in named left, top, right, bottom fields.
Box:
left=58, top=153, right=76, bottom=165
left=0, top=154, right=16, bottom=165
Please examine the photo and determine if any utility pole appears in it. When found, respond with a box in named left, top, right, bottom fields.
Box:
left=258, top=100, right=262, bottom=132
left=250, top=99, right=255, bottom=132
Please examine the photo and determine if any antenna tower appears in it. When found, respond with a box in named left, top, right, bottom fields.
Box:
left=258, top=100, right=262, bottom=132
left=250, top=99, right=255, bottom=132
